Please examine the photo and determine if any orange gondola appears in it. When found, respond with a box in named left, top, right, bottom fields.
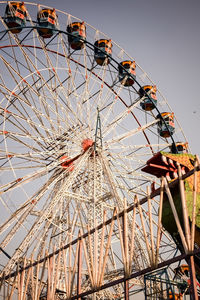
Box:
left=4, top=2, right=27, bottom=33
left=94, top=39, right=112, bottom=66
left=169, top=291, right=183, bottom=300
left=139, top=85, right=157, bottom=111
left=67, top=22, right=86, bottom=50
left=157, top=112, right=175, bottom=138
left=118, top=61, right=136, bottom=86
left=37, top=8, right=57, bottom=39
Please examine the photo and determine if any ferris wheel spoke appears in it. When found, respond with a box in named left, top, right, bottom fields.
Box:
left=0, top=164, right=76, bottom=254
left=99, top=83, right=124, bottom=123
left=0, top=150, right=68, bottom=194
left=0, top=81, right=62, bottom=141
left=5, top=106, right=60, bottom=141
left=0, top=128, right=52, bottom=146
left=92, top=65, right=107, bottom=106
left=2, top=135, right=45, bottom=158
left=102, top=95, right=145, bottom=139
left=0, top=152, right=49, bottom=169
left=1, top=108, right=52, bottom=147
left=0, top=166, right=48, bottom=194
left=106, top=118, right=159, bottom=145
left=31, top=200, right=71, bottom=254
left=1, top=42, right=77, bottom=133
left=0, top=196, right=31, bottom=237
left=109, top=142, right=170, bottom=153
left=103, top=154, right=149, bottom=197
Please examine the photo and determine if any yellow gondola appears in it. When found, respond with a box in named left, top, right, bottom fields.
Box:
left=37, top=8, right=57, bottom=39
left=94, top=39, right=112, bottom=65
left=67, top=22, right=86, bottom=50
left=118, top=60, right=136, bottom=86
left=4, top=2, right=27, bottom=33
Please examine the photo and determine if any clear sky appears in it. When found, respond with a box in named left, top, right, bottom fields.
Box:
left=19, top=0, right=200, bottom=156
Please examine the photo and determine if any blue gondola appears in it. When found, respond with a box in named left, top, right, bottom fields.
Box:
left=4, top=2, right=27, bottom=33
left=139, top=85, right=157, bottom=111
left=94, top=39, right=112, bottom=65
left=157, top=112, right=175, bottom=138
left=118, top=60, right=136, bottom=86
left=67, top=22, right=86, bottom=50
left=37, top=8, right=57, bottom=39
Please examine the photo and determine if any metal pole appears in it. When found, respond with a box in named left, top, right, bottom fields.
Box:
left=187, top=256, right=198, bottom=300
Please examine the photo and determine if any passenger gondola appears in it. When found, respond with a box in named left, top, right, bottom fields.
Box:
left=94, top=39, right=112, bottom=65
left=4, top=2, right=27, bottom=33
left=157, top=112, right=175, bottom=138
left=37, top=8, right=57, bottom=39
left=118, top=60, right=136, bottom=86
left=67, top=22, right=86, bottom=50
left=139, top=85, right=157, bottom=111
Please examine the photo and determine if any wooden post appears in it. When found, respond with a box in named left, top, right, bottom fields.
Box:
left=147, top=186, right=155, bottom=266
left=187, top=256, right=198, bottom=300
left=70, top=237, right=80, bottom=297
left=87, top=225, right=95, bottom=282
left=122, top=200, right=129, bottom=300
left=22, top=266, right=31, bottom=300
left=97, top=210, right=106, bottom=285
left=129, top=196, right=137, bottom=275
left=63, top=248, right=69, bottom=298
left=155, top=177, right=164, bottom=265
left=178, top=165, right=191, bottom=249
left=81, top=229, right=95, bottom=287
left=94, top=218, right=98, bottom=288
left=53, top=249, right=61, bottom=297
left=163, top=178, right=188, bottom=252
left=191, top=159, right=198, bottom=250
left=99, top=208, right=117, bottom=286
left=124, top=279, right=129, bottom=300
left=123, top=199, right=129, bottom=275
left=77, top=234, right=83, bottom=300
left=135, top=195, right=152, bottom=265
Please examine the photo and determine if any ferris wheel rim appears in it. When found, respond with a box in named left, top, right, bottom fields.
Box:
left=0, top=24, right=184, bottom=152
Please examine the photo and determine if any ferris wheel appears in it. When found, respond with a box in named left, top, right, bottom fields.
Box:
left=0, top=1, right=188, bottom=299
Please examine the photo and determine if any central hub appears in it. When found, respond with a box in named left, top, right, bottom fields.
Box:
left=82, top=139, right=94, bottom=152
